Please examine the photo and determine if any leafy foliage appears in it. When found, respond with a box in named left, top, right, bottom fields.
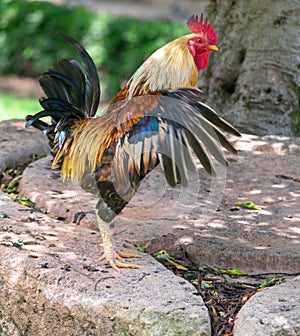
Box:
left=0, top=0, right=93, bottom=76
left=0, top=0, right=188, bottom=99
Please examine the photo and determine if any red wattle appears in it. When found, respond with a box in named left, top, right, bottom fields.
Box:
left=195, top=50, right=209, bottom=70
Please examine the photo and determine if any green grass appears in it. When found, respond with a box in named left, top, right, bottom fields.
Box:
left=0, top=92, right=39, bottom=122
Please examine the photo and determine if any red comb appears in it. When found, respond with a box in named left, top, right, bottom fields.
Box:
left=187, top=14, right=217, bottom=45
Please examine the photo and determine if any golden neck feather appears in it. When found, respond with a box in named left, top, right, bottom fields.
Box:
left=127, top=35, right=198, bottom=97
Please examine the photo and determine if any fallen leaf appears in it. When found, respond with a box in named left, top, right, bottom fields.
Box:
left=242, top=292, right=253, bottom=302
left=7, top=175, right=22, bottom=191
left=167, top=259, right=188, bottom=271
left=234, top=201, right=261, bottom=210
left=15, top=197, right=36, bottom=207
left=260, top=277, right=286, bottom=288
left=210, top=305, right=218, bottom=321
left=200, top=280, right=214, bottom=289
left=221, top=268, right=247, bottom=276
left=154, top=250, right=188, bottom=270
left=154, top=250, right=173, bottom=260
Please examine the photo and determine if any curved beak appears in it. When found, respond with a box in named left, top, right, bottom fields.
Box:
left=209, top=45, right=219, bottom=51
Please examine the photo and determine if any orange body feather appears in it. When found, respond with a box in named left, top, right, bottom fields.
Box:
left=57, top=93, right=162, bottom=181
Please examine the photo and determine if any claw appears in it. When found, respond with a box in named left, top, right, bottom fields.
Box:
left=99, top=251, right=139, bottom=272
left=116, top=251, right=139, bottom=259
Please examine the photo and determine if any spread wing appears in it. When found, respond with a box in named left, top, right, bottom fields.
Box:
left=109, top=87, right=240, bottom=189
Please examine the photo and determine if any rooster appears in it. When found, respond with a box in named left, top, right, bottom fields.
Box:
left=26, top=14, right=240, bottom=272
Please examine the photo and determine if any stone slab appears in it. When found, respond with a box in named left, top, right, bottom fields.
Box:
left=0, top=191, right=210, bottom=336
left=19, top=139, right=300, bottom=275
left=1, top=120, right=300, bottom=335
left=234, top=275, right=300, bottom=336
left=0, top=119, right=49, bottom=173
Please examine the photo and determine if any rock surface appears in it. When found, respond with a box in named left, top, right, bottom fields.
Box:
left=0, top=119, right=49, bottom=173
left=0, top=119, right=211, bottom=335
left=0, top=192, right=210, bottom=336
left=1, top=119, right=300, bottom=335
left=19, top=136, right=300, bottom=275
left=234, top=275, right=300, bottom=336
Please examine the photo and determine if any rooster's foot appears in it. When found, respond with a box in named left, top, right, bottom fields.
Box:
left=99, top=251, right=139, bottom=273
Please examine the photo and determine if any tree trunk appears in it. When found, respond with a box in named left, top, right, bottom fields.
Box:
left=204, top=0, right=300, bottom=135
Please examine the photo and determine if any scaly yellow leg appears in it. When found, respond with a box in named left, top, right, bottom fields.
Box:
left=96, top=213, right=139, bottom=273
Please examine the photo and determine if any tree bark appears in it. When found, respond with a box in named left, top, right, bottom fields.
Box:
left=204, top=0, right=300, bottom=135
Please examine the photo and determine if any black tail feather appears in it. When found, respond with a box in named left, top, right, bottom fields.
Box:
left=57, top=33, right=100, bottom=117
left=25, top=33, right=101, bottom=160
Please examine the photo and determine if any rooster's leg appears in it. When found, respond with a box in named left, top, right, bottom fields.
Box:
left=96, top=213, right=139, bottom=272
